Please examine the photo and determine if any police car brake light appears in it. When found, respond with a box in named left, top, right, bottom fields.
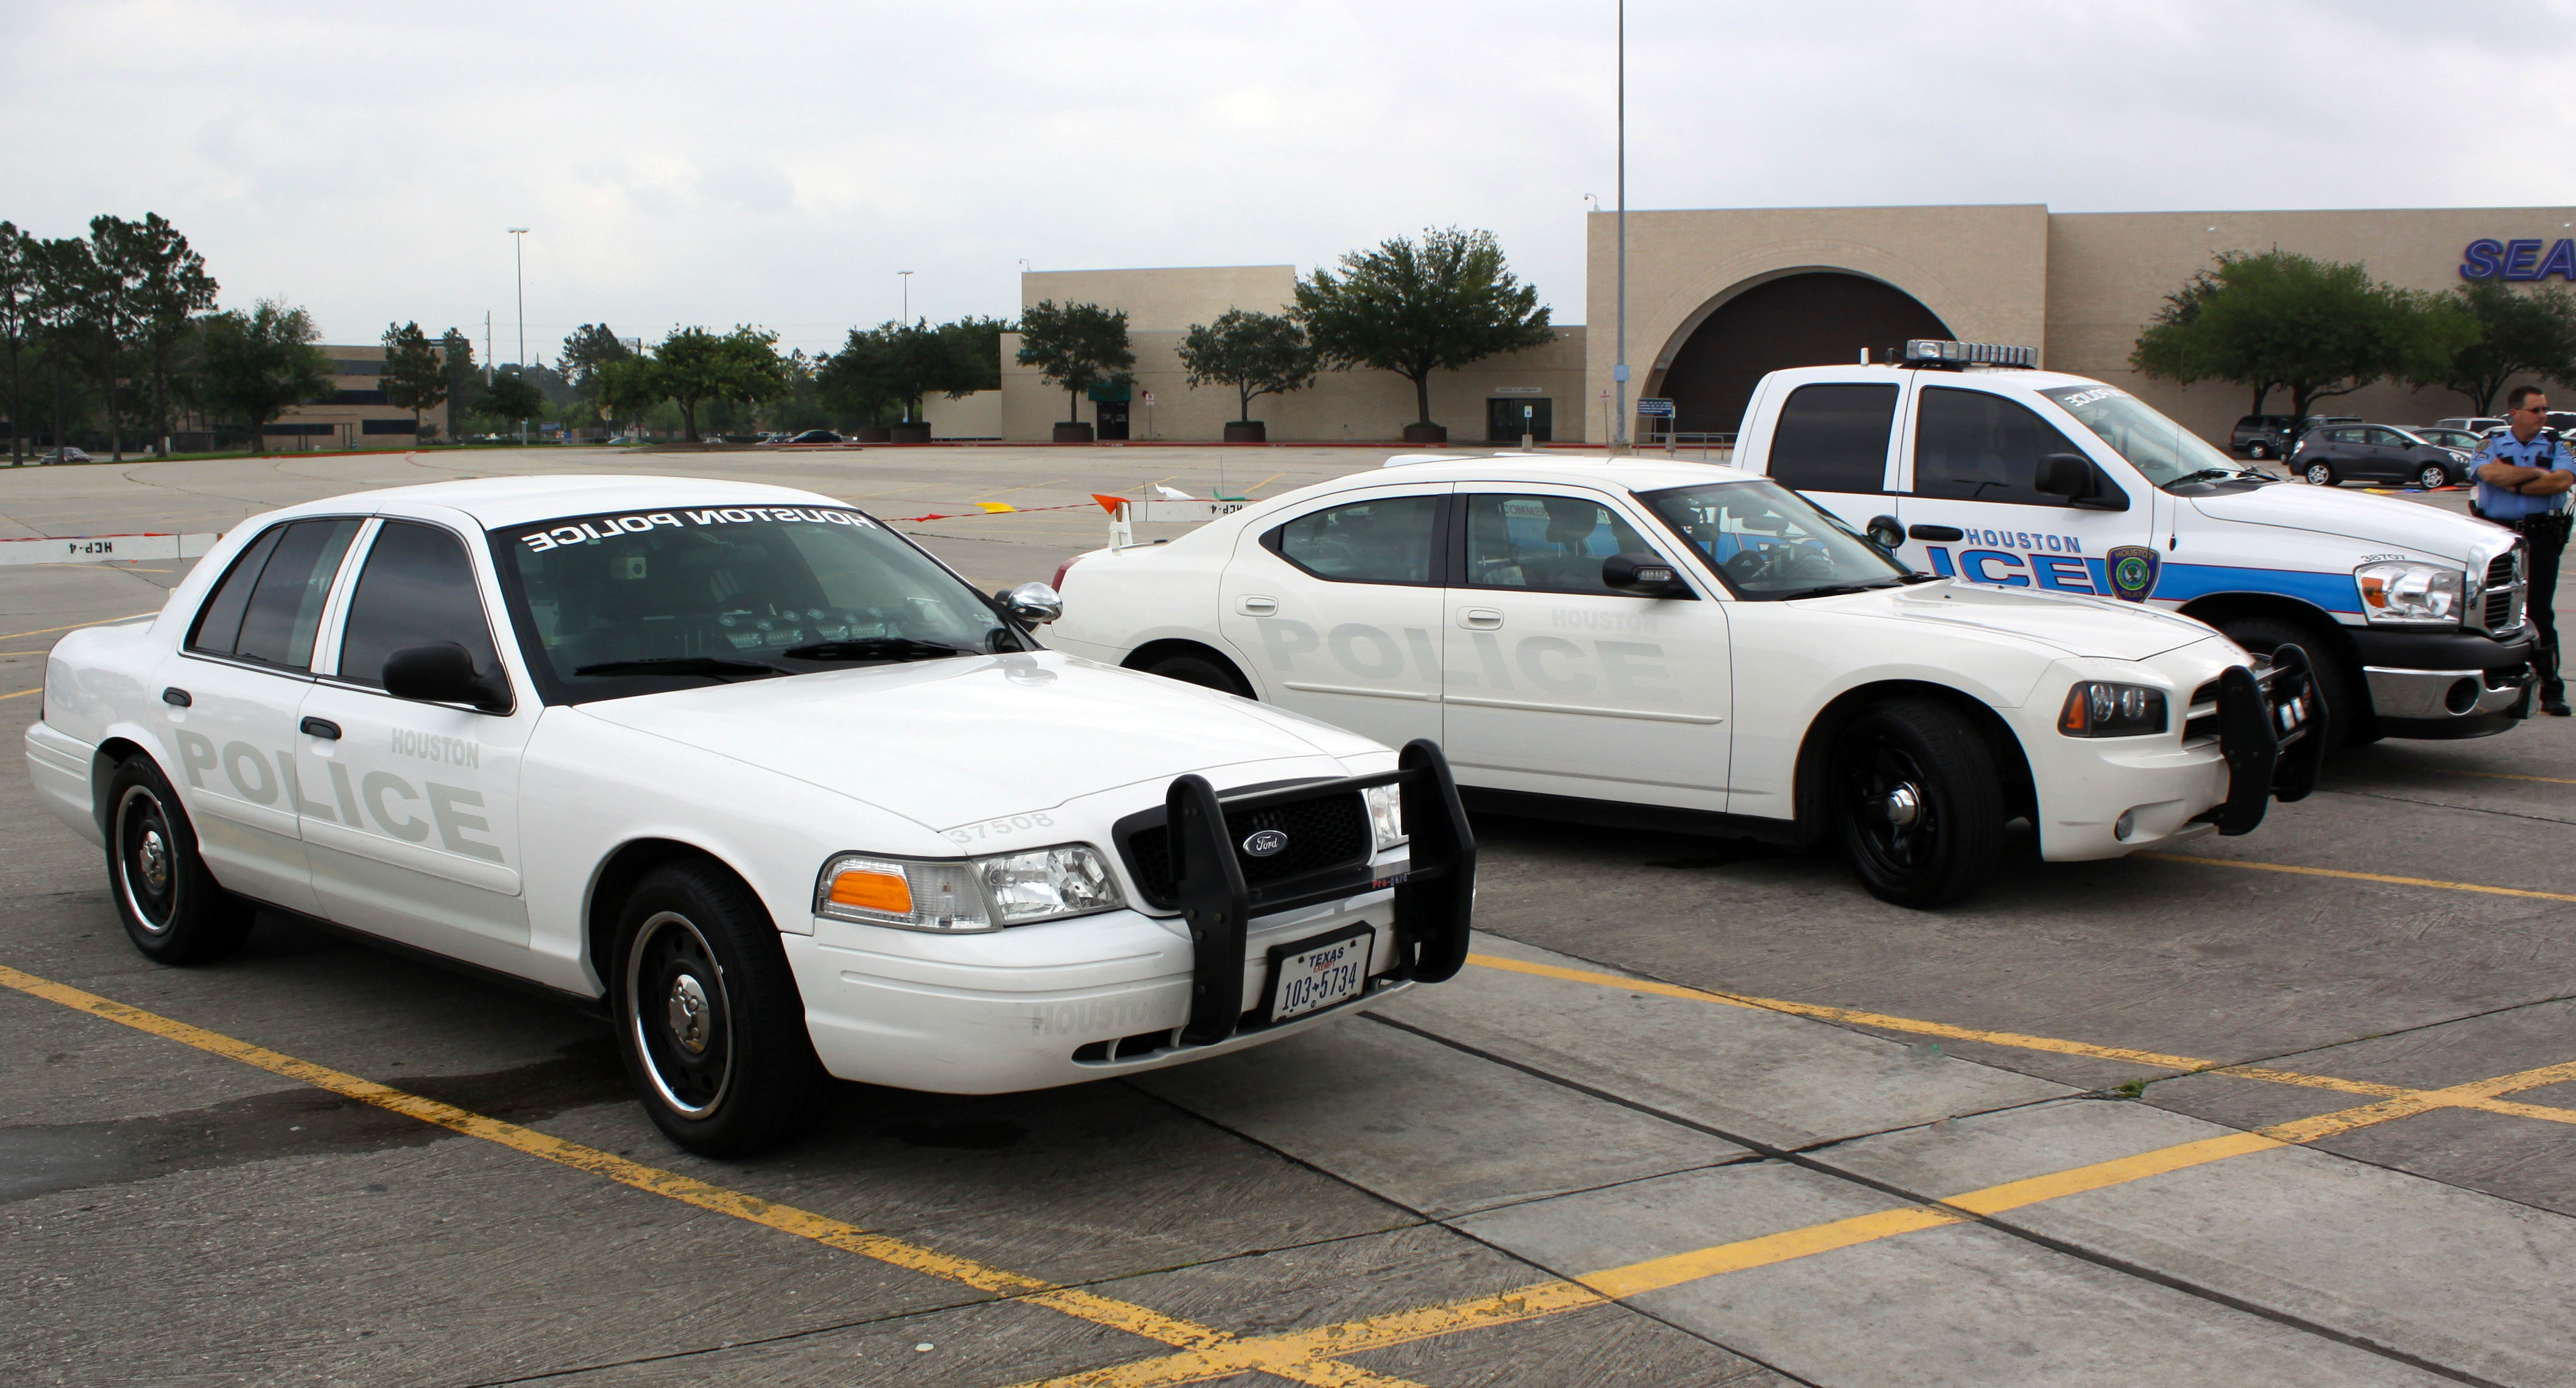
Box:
left=1895, top=340, right=2037, bottom=370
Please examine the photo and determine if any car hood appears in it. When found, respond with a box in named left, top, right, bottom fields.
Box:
left=1855, top=580, right=2215, bottom=660
left=576, top=650, right=1369, bottom=831
left=2190, top=485, right=2484, bottom=562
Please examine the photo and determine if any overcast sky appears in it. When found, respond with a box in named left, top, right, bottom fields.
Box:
left=6, top=1, right=2563, bottom=359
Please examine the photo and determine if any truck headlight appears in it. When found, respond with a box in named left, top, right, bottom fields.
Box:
left=2058, top=682, right=2168, bottom=738
left=2354, top=561, right=2463, bottom=626
left=816, top=845, right=1123, bottom=932
left=1363, top=782, right=1408, bottom=853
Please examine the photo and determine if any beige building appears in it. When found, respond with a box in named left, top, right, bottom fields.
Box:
left=992, top=204, right=2576, bottom=445
left=264, top=344, right=450, bottom=450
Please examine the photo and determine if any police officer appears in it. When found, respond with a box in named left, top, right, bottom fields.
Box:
left=2472, top=385, right=2575, bottom=716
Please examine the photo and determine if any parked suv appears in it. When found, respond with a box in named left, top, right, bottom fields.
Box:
left=2231, top=415, right=2299, bottom=459
left=2290, top=425, right=2471, bottom=489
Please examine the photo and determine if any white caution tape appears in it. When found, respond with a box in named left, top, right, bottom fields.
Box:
left=0, top=533, right=221, bottom=567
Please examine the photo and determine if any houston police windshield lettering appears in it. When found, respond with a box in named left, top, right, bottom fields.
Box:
left=515, top=504, right=880, bottom=552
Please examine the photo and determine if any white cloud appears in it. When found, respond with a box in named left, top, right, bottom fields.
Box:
left=2, top=0, right=2567, bottom=357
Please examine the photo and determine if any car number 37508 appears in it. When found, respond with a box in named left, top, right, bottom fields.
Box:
left=945, top=812, right=1056, bottom=845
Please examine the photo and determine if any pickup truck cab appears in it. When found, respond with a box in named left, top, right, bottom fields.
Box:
left=1732, top=342, right=2536, bottom=742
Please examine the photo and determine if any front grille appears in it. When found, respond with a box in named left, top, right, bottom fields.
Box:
left=1121, top=789, right=1372, bottom=907
left=2184, top=677, right=2221, bottom=743
left=2482, top=551, right=2522, bottom=631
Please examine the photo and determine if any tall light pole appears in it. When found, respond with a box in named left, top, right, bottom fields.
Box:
left=1612, top=0, right=1628, bottom=453
left=507, top=227, right=529, bottom=446
left=899, top=270, right=913, bottom=325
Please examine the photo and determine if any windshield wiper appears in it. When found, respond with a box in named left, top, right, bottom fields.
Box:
left=572, top=657, right=784, bottom=680
left=1780, top=579, right=1907, bottom=601
left=781, top=636, right=978, bottom=663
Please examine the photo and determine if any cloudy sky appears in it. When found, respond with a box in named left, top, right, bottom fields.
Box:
left=5, top=1, right=2560, bottom=359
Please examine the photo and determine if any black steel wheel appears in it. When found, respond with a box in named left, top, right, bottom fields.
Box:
left=2416, top=463, right=2451, bottom=490
left=1830, top=699, right=2004, bottom=909
left=1141, top=649, right=1254, bottom=698
left=105, top=755, right=253, bottom=964
left=613, top=859, right=827, bottom=1157
left=2303, top=461, right=2338, bottom=486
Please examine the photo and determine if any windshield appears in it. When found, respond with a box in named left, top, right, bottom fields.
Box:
left=2038, top=384, right=2259, bottom=488
left=494, top=504, right=1017, bottom=702
left=1639, top=478, right=1911, bottom=599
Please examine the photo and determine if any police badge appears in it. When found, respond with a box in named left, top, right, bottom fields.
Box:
left=2105, top=545, right=2160, bottom=603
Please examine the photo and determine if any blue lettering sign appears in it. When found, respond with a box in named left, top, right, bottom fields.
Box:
left=2505, top=238, right=2546, bottom=281
left=2462, top=239, right=2505, bottom=280
left=1923, top=545, right=1957, bottom=577
left=2539, top=239, right=2576, bottom=281
left=2031, top=554, right=2095, bottom=593
left=1960, top=549, right=2031, bottom=587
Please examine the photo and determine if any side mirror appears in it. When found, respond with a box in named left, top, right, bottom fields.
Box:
left=997, top=581, right=1063, bottom=625
left=1601, top=552, right=1693, bottom=598
left=383, top=643, right=510, bottom=711
left=1864, top=513, right=1905, bottom=551
left=2036, top=453, right=2130, bottom=510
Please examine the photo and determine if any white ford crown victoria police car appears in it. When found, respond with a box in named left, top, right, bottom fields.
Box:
left=1048, top=458, right=2320, bottom=908
left=26, top=477, right=1472, bottom=1155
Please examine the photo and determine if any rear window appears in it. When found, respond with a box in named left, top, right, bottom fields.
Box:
left=1765, top=384, right=1896, bottom=495
left=188, top=518, right=362, bottom=671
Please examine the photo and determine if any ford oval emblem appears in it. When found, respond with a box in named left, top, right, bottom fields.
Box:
left=1241, top=829, right=1290, bottom=858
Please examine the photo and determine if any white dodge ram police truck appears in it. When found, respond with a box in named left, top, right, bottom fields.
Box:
left=1734, top=340, right=2536, bottom=745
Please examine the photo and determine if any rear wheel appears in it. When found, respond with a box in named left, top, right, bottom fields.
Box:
left=105, top=755, right=253, bottom=964
left=1830, top=699, right=2004, bottom=909
left=2215, top=614, right=2371, bottom=747
left=1138, top=649, right=1254, bottom=698
left=2247, top=441, right=2272, bottom=459
left=2416, top=463, right=2451, bottom=490
left=2303, top=461, right=2338, bottom=486
left=614, top=859, right=828, bottom=1157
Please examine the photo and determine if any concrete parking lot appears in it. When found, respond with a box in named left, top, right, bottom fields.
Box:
left=2, top=443, right=2571, bottom=1387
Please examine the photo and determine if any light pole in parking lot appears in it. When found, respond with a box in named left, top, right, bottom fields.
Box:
left=1612, top=0, right=1629, bottom=454
left=507, top=227, right=529, bottom=446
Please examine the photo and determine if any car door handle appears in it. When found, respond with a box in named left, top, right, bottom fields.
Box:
left=161, top=687, right=191, bottom=708
left=1237, top=595, right=1279, bottom=615
left=1907, top=524, right=1965, bottom=542
left=1458, top=608, right=1505, bottom=630
left=299, top=717, right=342, bottom=741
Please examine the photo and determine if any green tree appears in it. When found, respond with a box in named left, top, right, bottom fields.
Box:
left=2130, top=250, right=2478, bottom=425
left=439, top=327, right=482, bottom=425
left=935, top=315, right=1009, bottom=393
left=0, top=224, right=32, bottom=463
left=1176, top=308, right=1318, bottom=423
left=818, top=327, right=897, bottom=426
left=1015, top=300, right=1134, bottom=426
left=32, top=237, right=96, bottom=458
left=380, top=320, right=446, bottom=439
left=109, top=214, right=214, bottom=455
left=79, top=216, right=158, bottom=460
left=639, top=325, right=789, bottom=441
left=1294, top=227, right=1553, bottom=430
left=560, top=323, right=633, bottom=430
left=479, top=371, right=545, bottom=430
left=595, top=356, right=665, bottom=434
left=196, top=299, right=330, bottom=453
left=2405, top=277, right=2576, bottom=416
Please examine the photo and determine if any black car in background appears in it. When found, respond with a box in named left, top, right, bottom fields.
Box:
left=2290, top=425, right=2471, bottom=489
left=2234, top=414, right=2362, bottom=458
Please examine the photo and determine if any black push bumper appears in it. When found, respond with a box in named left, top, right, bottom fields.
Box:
left=1161, top=739, right=1474, bottom=1047
left=2210, top=644, right=2326, bottom=836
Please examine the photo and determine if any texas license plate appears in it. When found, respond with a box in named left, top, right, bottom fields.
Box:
left=1269, top=926, right=1372, bottom=1022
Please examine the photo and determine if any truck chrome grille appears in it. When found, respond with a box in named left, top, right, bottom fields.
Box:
left=2481, top=551, right=2522, bottom=632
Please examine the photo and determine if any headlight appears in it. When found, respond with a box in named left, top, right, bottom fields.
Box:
left=2058, top=681, right=2168, bottom=738
left=2354, top=561, right=2463, bottom=626
left=815, top=844, right=1123, bottom=932
left=1362, top=782, right=1408, bottom=853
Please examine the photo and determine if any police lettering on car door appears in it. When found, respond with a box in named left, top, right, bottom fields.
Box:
left=1246, top=615, right=1682, bottom=705
left=168, top=725, right=504, bottom=865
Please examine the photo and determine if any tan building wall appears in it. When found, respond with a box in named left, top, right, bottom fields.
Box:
left=1001, top=269, right=1588, bottom=443
left=921, top=389, right=1003, bottom=439
left=269, top=343, right=451, bottom=449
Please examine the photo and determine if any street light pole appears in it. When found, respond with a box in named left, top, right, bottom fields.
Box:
left=507, top=227, right=529, bottom=446
left=1613, top=0, right=1628, bottom=454
left=900, top=270, right=912, bottom=325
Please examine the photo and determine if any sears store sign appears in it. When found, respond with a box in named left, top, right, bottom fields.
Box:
left=2460, top=238, right=2576, bottom=281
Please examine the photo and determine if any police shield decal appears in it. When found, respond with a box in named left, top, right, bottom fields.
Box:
left=2105, top=545, right=2160, bottom=603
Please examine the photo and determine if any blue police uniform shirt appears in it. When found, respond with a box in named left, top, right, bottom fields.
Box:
left=2471, top=429, right=2576, bottom=520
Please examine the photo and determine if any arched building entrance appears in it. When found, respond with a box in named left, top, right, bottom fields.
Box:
left=1654, top=272, right=1953, bottom=435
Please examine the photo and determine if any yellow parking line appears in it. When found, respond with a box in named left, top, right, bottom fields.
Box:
left=0, top=610, right=159, bottom=642
left=2430, top=769, right=2576, bottom=786
left=2137, top=853, right=2576, bottom=905
left=1, top=686, right=40, bottom=700
left=0, top=963, right=1427, bottom=1388
left=1031, top=1059, right=2576, bottom=1387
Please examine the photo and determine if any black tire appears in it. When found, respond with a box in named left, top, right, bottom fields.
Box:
left=2303, top=461, right=2338, bottom=486
left=2416, top=463, right=2451, bottom=490
left=1138, top=649, right=1254, bottom=698
left=2247, top=442, right=2272, bottom=459
left=1829, top=699, right=2005, bottom=909
left=105, top=755, right=254, bottom=964
left=2215, top=614, right=2374, bottom=747
left=613, top=859, right=828, bottom=1157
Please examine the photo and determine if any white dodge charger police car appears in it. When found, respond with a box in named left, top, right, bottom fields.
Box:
left=1048, top=458, right=2320, bottom=907
left=26, top=477, right=1472, bottom=1155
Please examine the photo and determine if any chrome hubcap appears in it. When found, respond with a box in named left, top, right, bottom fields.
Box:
left=1879, top=783, right=1922, bottom=828
left=665, top=974, right=711, bottom=1055
left=625, top=911, right=732, bottom=1119
left=136, top=828, right=169, bottom=893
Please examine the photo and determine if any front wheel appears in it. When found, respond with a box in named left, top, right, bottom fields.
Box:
left=105, top=755, right=253, bottom=964
left=2303, top=462, right=2338, bottom=486
left=2217, top=614, right=2371, bottom=747
left=2247, top=442, right=2273, bottom=460
left=614, top=860, right=828, bottom=1157
left=2416, top=463, right=2451, bottom=490
left=1138, top=649, right=1254, bottom=698
left=1829, top=699, right=2005, bottom=909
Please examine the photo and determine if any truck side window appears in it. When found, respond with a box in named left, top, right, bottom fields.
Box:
left=1913, top=387, right=2089, bottom=507
left=186, top=518, right=362, bottom=671
left=337, top=522, right=503, bottom=688
left=1767, top=383, right=1897, bottom=494
left=1264, top=496, right=1440, bottom=584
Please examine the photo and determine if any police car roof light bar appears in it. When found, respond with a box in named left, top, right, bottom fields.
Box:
left=1893, top=340, right=2038, bottom=370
